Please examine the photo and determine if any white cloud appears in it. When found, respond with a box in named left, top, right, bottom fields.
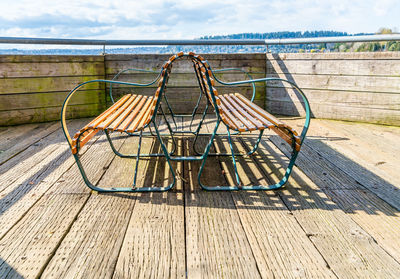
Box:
left=0, top=0, right=398, bottom=41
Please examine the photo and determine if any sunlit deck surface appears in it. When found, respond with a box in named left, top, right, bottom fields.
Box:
left=1, top=115, right=400, bottom=278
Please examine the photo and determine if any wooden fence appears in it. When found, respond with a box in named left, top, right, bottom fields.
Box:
left=0, top=55, right=105, bottom=125
left=266, top=52, right=400, bottom=126
left=1, top=52, right=399, bottom=126
left=0, top=54, right=265, bottom=125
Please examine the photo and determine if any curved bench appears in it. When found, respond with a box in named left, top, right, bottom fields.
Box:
left=61, top=52, right=310, bottom=192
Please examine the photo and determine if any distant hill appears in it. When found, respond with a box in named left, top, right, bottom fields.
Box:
left=0, top=31, right=373, bottom=55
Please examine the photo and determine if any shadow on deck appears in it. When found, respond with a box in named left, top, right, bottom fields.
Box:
left=0, top=116, right=400, bottom=278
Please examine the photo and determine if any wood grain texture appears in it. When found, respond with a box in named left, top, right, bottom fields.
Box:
left=266, top=52, right=400, bottom=126
left=0, top=121, right=61, bottom=165
left=113, top=123, right=185, bottom=279
left=40, top=135, right=141, bottom=278
left=1, top=53, right=266, bottom=125
left=0, top=120, right=90, bottom=240
left=0, top=103, right=106, bottom=126
left=267, top=52, right=400, bottom=60
left=106, top=53, right=267, bottom=118
left=204, top=118, right=335, bottom=278
left=0, top=117, right=400, bottom=277
left=184, top=131, right=262, bottom=279
left=242, top=135, right=400, bottom=278
left=0, top=132, right=126, bottom=278
left=0, top=55, right=106, bottom=126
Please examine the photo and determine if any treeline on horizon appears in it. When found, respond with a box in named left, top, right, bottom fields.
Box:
left=1, top=30, right=398, bottom=55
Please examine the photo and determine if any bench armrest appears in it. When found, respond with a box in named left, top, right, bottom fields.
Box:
left=109, top=68, right=162, bottom=103
left=61, top=79, right=157, bottom=150
left=212, top=68, right=257, bottom=102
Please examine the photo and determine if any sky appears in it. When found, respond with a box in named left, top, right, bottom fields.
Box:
left=0, top=0, right=398, bottom=42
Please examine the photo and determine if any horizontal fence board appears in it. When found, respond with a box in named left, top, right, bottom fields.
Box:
left=105, top=62, right=265, bottom=75
left=105, top=53, right=267, bottom=61
left=267, top=100, right=400, bottom=125
left=267, top=59, right=400, bottom=77
left=0, top=90, right=105, bottom=111
left=266, top=73, right=400, bottom=93
left=0, top=55, right=105, bottom=125
left=0, top=75, right=105, bottom=94
left=267, top=88, right=400, bottom=110
left=266, top=51, right=400, bottom=125
left=1, top=53, right=266, bottom=125
left=0, top=62, right=104, bottom=78
left=0, top=103, right=105, bottom=126
left=267, top=52, right=400, bottom=60
left=107, top=86, right=265, bottom=101
left=0, top=55, right=104, bottom=63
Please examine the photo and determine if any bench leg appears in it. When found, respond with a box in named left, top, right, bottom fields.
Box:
left=73, top=121, right=176, bottom=192
left=197, top=119, right=239, bottom=190
left=198, top=123, right=298, bottom=191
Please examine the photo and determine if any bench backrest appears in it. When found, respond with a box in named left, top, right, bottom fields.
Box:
left=161, top=52, right=224, bottom=119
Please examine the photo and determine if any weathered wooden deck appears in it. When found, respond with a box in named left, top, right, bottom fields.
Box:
left=0, top=116, right=400, bottom=278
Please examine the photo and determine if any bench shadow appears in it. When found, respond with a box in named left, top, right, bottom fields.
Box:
left=1, top=122, right=399, bottom=223
left=0, top=257, right=24, bottom=278
left=129, top=130, right=399, bottom=217
left=267, top=53, right=315, bottom=118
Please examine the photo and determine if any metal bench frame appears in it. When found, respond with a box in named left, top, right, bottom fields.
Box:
left=61, top=52, right=310, bottom=192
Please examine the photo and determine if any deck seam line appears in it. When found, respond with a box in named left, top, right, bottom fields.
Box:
left=36, top=194, right=91, bottom=279
left=0, top=121, right=66, bottom=167
left=304, top=140, right=400, bottom=211
left=299, top=140, right=400, bottom=266
left=110, top=134, right=156, bottom=277
left=208, top=129, right=264, bottom=277
left=181, top=117, right=189, bottom=279
left=239, top=136, right=339, bottom=278
left=37, top=134, right=128, bottom=278
left=267, top=135, right=400, bottom=275
left=108, top=149, right=139, bottom=277
left=0, top=132, right=102, bottom=244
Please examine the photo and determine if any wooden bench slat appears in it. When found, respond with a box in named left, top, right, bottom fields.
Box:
left=234, top=93, right=284, bottom=127
left=136, top=99, right=156, bottom=130
left=88, top=94, right=132, bottom=129
left=228, top=94, right=274, bottom=128
left=106, top=95, right=143, bottom=131
left=72, top=94, right=132, bottom=141
left=220, top=96, right=256, bottom=130
left=223, top=95, right=264, bottom=129
left=219, top=101, right=244, bottom=131
left=126, top=97, right=154, bottom=133
left=115, top=96, right=148, bottom=132
left=96, top=95, right=137, bottom=130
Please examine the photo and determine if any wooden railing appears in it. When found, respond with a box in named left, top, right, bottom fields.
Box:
left=0, top=52, right=399, bottom=126
left=266, top=52, right=400, bottom=126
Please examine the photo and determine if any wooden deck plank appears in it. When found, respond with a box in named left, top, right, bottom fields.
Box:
left=0, top=133, right=126, bottom=278
left=41, top=116, right=179, bottom=278
left=0, top=119, right=93, bottom=240
left=265, top=122, right=400, bottom=264
left=242, top=135, right=400, bottom=278
left=204, top=119, right=336, bottom=278
left=40, top=135, right=142, bottom=278
left=0, top=121, right=61, bottom=166
left=0, top=119, right=84, bottom=192
left=286, top=118, right=400, bottom=205
left=0, top=117, right=399, bottom=278
left=113, top=128, right=186, bottom=278
left=184, top=135, right=261, bottom=279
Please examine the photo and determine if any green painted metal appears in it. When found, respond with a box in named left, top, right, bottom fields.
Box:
left=61, top=52, right=310, bottom=192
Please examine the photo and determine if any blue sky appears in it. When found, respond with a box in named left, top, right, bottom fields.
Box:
left=0, top=0, right=398, bottom=40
